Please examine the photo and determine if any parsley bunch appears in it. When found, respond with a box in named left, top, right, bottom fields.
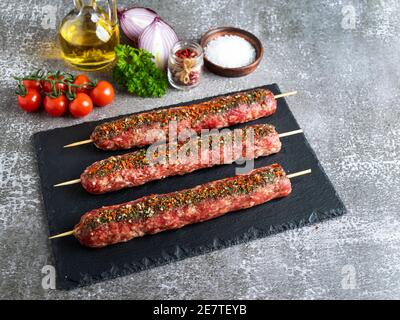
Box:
left=113, top=45, right=169, bottom=97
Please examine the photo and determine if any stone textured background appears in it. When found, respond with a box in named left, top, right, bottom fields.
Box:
left=1, top=0, right=400, bottom=299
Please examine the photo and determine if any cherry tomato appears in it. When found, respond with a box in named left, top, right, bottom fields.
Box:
left=42, top=76, right=67, bottom=94
left=18, top=88, right=42, bottom=112
left=22, top=80, right=41, bottom=91
left=44, top=95, right=68, bottom=117
left=73, top=74, right=91, bottom=94
left=90, top=80, right=115, bottom=107
left=69, top=93, right=93, bottom=118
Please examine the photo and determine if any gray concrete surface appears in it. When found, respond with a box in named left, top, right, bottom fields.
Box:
left=1, top=0, right=400, bottom=299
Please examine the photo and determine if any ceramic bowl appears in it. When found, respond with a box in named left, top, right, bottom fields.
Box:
left=200, top=27, right=264, bottom=77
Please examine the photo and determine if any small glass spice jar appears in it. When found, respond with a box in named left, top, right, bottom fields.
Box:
left=168, top=40, right=204, bottom=90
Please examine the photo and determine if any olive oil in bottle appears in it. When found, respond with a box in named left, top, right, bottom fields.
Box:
left=59, top=0, right=119, bottom=71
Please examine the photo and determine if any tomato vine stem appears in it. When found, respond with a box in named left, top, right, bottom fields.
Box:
left=13, top=69, right=97, bottom=99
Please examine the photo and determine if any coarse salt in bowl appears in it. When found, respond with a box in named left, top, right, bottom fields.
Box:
left=200, top=27, right=264, bottom=77
left=204, top=35, right=256, bottom=68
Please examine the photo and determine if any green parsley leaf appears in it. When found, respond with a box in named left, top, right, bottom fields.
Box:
left=113, top=45, right=169, bottom=97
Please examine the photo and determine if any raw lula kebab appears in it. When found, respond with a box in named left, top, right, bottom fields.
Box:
left=54, top=124, right=303, bottom=193
left=63, top=88, right=297, bottom=149
left=49, top=164, right=312, bottom=248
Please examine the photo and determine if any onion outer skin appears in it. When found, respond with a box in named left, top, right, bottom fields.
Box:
left=138, top=17, right=179, bottom=70
left=118, top=7, right=159, bottom=43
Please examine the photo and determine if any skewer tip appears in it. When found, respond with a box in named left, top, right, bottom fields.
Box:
left=63, top=139, right=93, bottom=148
left=274, top=90, right=298, bottom=99
left=54, top=179, right=81, bottom=187
left=287, top=169, right=312, bottom=179
left=48, top=230, right=75, bottom=240
left=278, top=129, right=303, bottom=138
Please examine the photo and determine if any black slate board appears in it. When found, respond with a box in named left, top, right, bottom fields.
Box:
left=34, top=84, right=346, bottom=290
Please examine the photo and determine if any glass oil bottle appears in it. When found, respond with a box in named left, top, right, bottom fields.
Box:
left=59, top=0, right=120, bottom=71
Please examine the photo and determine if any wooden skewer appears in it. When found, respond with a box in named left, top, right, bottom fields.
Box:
left=48, top=230, right=75, bottom=240
left=287, top=169, right=312, bottom=179
left=48, top=168, right=312, bottom=240
left=278, top=129, right=303, bottom=138
left=63, top=91, right=298, bottom=148
left=274, top=91, right=298, bottom=99
left=54, top=179, right=81, bottom=187
left=54, top=129, right=304, bottom=188
left=64, top=139, right=93, bottom=148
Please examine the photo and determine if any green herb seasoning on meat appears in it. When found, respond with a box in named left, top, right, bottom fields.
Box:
left=79, top=164, right=287, bottom=233
left=81, top=124, right=282, bottom=194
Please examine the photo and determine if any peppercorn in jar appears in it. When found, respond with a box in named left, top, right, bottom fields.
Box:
left=168, top=40, right=204, bottom=90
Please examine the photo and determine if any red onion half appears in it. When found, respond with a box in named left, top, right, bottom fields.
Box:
left=118, top=7, right=159, bottom=43
left=138, top=17, right=179, bottom=70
